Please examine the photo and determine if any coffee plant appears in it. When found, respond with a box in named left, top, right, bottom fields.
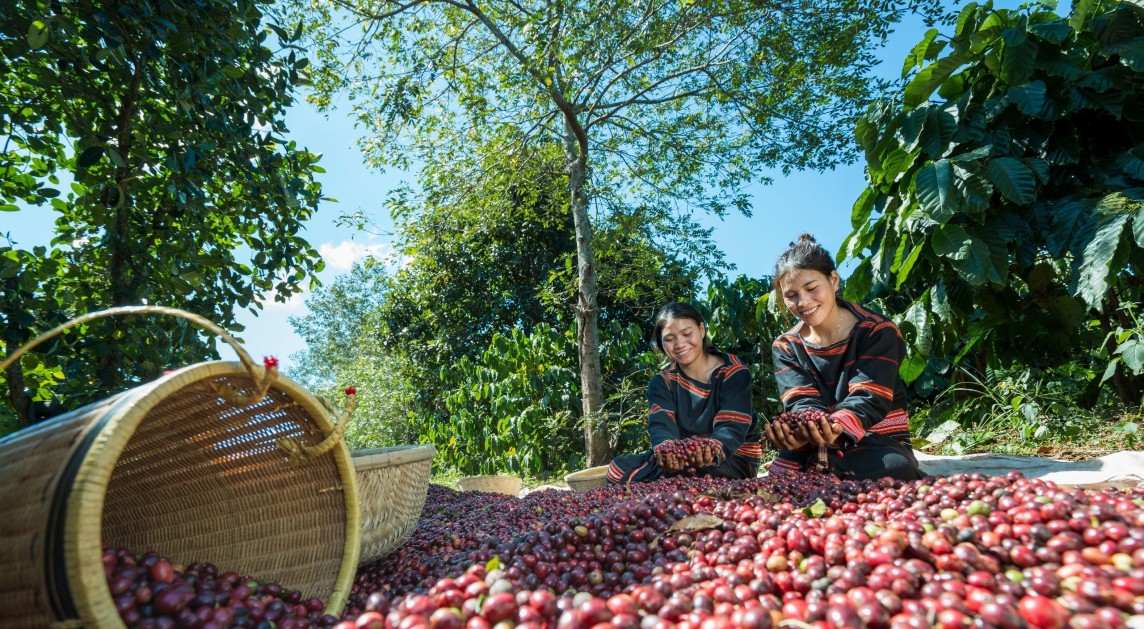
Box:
left=843, top=0, right=1144, bottom=406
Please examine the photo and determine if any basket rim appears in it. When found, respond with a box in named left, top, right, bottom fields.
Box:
left=564, top=465, right=610, bottom=481
left=353, top=444, right=437, bottom=469
left=68, top=361, right=361, bottom=625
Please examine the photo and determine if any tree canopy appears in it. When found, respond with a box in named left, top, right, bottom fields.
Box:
left=289, top=0, right=947, bottom=464
left=1, top=0, right=325, bottom=427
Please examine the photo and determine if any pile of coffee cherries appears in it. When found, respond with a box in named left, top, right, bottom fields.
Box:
left=338, top=470, right=1144, bottom=629
left=103, top=543, right=337, bottom=628
left=110, top=469, right=1144, bottom=629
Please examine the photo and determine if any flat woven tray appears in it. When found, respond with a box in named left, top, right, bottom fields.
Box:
left=353, top=445, right=436, bottom=565
left=564, top=465, right=610, bottom=492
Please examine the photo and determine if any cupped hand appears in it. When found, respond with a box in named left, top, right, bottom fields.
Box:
left=654, top=447, right=685, bottom=472
left=765, top=420, right=808, bottom=452
left=799, top=415, right=845, bottom=446
left=690, top=442, right=717, bottom=468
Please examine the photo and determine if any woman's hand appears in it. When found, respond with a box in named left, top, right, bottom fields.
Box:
left=689, top=442, right=718, bottom=468
left=765, top=420, right=808, bottom=452
left=799, top=415, right=845, bottom=447
left=654, top=445, right=686, bottom=472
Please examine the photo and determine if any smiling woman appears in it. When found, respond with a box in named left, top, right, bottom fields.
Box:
left=765, top=234, right=921, bottom=481
left=606, top=302, right=764, bottom=485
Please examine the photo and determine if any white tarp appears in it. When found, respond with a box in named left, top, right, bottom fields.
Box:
left=915, top=450, right=1144, bottom=488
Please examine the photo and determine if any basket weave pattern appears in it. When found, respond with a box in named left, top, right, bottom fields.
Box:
left=353, top=445, right=436, bottom=566
left=564, top=465, right=610, bottom=492
left=457, top=474, right=522, bottom=495
left=0, top=364, right=360, bottom=629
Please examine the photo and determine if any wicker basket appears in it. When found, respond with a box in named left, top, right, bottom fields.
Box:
left=0, top=307, right=361, bottom=629
left=353, top=444, right=436, bottom=565
left=564, top=465, right=610, bottom=492
left=457, top=474, right=522, bottom=495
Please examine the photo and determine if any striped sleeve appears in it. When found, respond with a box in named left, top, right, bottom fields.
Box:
left=772, top=335, right=827, bottom=413
left=770, top=335, right=822, bottom=464
left=708, top=360, right=753, bottom=461
left=831, top=318, right=905, bottom=445
left=647, top=373, right=680, bottom=448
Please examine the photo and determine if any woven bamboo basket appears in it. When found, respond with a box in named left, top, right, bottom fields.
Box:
left=564, top=465, right=610, bottom=492
left=0, top=306, right=361, bottom=629
left=353, top=444, right=436, bottom=565
left=457, top=474, right=522, bottom=495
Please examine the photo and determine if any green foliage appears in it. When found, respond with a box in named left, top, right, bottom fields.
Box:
left=845, top=0, right=1144, bottom=405
left=288, top=262, right=421, bottom=449
left=1, top=0, right=325, bottom=424
left=1101, top=302, right=1144, bottom=399
left=911, top=361, right=1113, bottom=455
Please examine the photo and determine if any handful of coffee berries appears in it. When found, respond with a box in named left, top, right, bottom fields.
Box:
left=653, top=436, right=722, bottom=473
left=770, top=408, right=829, bottom=429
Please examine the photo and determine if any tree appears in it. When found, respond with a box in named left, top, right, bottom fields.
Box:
left=288, top=262, right=420, bottom=448
left=842, top=0, right=1144, bottom=404
left=1, top=0, right=326, bottom=424
left=290, top=0, right=941, bottom=465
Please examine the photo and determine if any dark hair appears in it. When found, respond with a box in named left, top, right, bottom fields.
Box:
left=774, top=232, right=837, bottom=288
left=651, top=302, right=716, bottom=355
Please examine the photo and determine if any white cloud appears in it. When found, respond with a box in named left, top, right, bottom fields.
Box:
left=319, top=240, right=391, bottom=271
left=263, top=291, right=305, bottom=311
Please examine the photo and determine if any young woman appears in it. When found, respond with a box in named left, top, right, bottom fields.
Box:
left=607, top=302, right=764, bottom=484
left=764, top=234, right=921, bottom=481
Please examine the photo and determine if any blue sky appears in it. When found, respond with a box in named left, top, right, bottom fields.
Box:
left=4, top=2, right=1019, bottom=370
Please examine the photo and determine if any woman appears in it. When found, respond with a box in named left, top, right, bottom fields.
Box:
left=607, top=302, right=763, bottom=484
left=764, top=234, right=921, bottom=481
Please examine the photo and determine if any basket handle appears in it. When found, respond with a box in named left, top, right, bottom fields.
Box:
left=0, top=305, right=276, bottom=404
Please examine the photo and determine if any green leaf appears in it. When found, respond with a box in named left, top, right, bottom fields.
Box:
left=1070, top=0, right=1097, bottom=34
left=28, top=20, right=50, bottom=50
left=903, top=298, right=933, bottom=355
left=1117, top=146, right=1144, bottom=179
left=905, top=52, right=970, bottom=108
left=1106, top=37, right=1144, bottom=72
left=1029, top=20, right=1073, bottom=44
left=801, top=498, right=827, bottom=518
left=0, top=204, right=19, bottom=212
left=844, top=259, right=873, bottom=301
left=1002, top=39, right=1039, bottom=85
left=931, top=224, right=1002, bottom=286
left=851, top=188, right=874, bottom=228
left=1134, top=206, right=1144, bottom=247
left=987, top=157, right=1037, bottom=205
left=107, top=146, right=128, bottom=168
left=1075, top=214, right=1128, bottom=308
left=77, top=145, right=104, bottom=168
left=895, top=238, right=926, bottom=289
left=1008, top=81, right=1046, bottom=117
left=1116, top=339, right=1144, bottom=373
left=915, top=159, right=958, bottom=221
left=953, top=163, right=993, bottom=213
left=919, top=109, right=957, bottom=157
left=904, top=29, right=940, bottom=78
left=223, top=66, right=245, bottom=78
left=1101, top=358, right=1120, bottom=383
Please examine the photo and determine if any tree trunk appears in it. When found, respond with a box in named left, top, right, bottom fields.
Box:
left=562, top=118, right=612, bottom=467
left=96, top=53, right=145, bottom=392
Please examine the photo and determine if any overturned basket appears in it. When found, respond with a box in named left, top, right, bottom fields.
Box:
left=0, top=306, right=361, bottom=628
left=564, top=465, right=610, bottom=492
left=353, top=444, right=436, bottom=565
left=457, top=474, right=522, bottom=495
